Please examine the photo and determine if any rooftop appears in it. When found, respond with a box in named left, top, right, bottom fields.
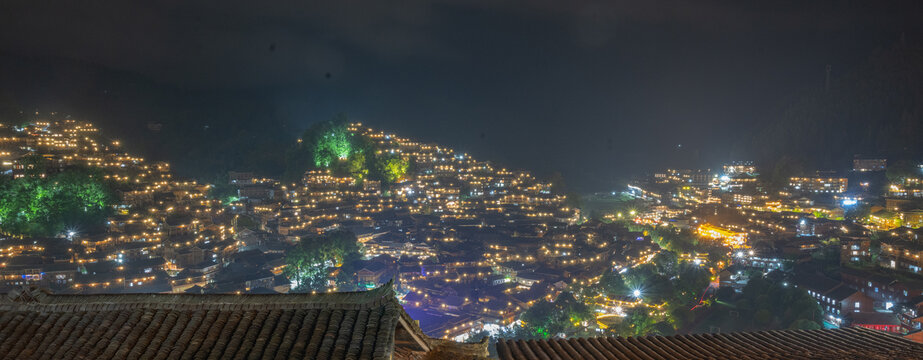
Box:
left=497, top=327, right=923, bottom=360
left=0, top=282, right=488, bottom=360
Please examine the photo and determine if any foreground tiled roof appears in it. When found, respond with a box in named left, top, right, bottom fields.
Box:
left=497, top=327, right=923, bottom=360
left=0, top=283, right=487, bottom=360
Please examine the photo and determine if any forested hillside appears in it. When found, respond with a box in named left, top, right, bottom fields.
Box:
left=752, top=40, right=923, bottom=173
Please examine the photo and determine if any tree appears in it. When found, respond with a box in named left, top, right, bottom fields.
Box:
left=734, top=274, right=821, bottom=330
left=520, top=292, right=594, bottom=338
left=870, top=237, right=882, bottom=264
left=653, top=251, right=678, bottom=275
left=346, top=151, right=368, bottom=181
left=650, top=227, right=698, bottom=253
left=549, top=171, right=581, bottom=209
left=671, top=263, right=710, bottom=306
left=845, top=203, right=872, bottom=221
left=594, top=271, right=629, bottom=297
left=707, top=251, right=729, bottom=266
left=283, top=114, right=356, bottom=182
left=234, top=215, right=260, bottom=230
left=753, top=309, right=772, bottom=327
left=619, top=307, right=656, bottom=337
left=374, top=155, right=409, bottom=183
left=716, top=287, right=736, bottom=302
left=0, top=167, right=114, bottom=237
left=652, top=321, right=676, bottom=336
left=887, top=160, right=918, bottom=183
left=313, top=122, right=353, bottom=168
left=284, top=230, right=361, bottom=292
left=208, top=173, right=239, bottom=204
left=622, top=264, right=673, bottom=304
left=762, top=155, right=804, bottom=192
left=669, top=305, right=694, bottom=329
left=282, top=115, right=418, bottom=185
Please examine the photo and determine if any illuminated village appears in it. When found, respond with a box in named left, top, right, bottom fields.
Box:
left=2, top=118, right=923, bottom=347
left=5, top=3, right=923, bottom=358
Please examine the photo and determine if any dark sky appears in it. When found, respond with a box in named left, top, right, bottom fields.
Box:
left=2, top=1, right=922, bottom=190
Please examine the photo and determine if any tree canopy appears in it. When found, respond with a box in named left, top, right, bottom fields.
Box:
left=283, top=115, right=411, bottom=185
left=648, top=226, right=699, bottom=253
left=734, top=273, right=822, bottom=330
left=887, top=160, right=919, bottom=183
left=312, top=121, right=353, bottom=168
left=0, top=166, right=114, bottom=237
left=284, top=230, right=361, bottom=292
left=519, top=292, right=595, bottom=338
left=374, top=155, right=409, bottom=183
left=586, top=247, right=713, bottom=335
left=750, top=42, right=923, bottom=171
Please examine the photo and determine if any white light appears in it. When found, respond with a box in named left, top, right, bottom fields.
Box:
left=633, top=289, right=641, bottom=298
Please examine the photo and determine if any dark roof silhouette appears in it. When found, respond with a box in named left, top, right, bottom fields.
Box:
left=0, top=282, right=488, bottom=359
left=497, top=327, right=923, bottom=360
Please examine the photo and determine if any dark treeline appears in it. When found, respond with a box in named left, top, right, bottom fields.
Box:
left=750, top=40, right=923, bottom=177
left=0, top=55, right=295, bottom=183
left=3, top=39, right=923, bottom=189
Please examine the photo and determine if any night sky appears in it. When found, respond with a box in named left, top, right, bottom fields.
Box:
left=2, top=1, right=922, bottom=190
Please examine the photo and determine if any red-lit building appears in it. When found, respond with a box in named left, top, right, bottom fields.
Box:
left=845, top=312, right=902, bottom=333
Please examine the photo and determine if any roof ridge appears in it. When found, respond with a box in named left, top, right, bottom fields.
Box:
left=497, top=327, right=923, bottom=360
left=1, top=281, right=396, bottom=311
left=0, top=280, right=449, bottom=360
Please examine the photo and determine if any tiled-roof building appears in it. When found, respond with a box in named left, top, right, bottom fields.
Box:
left=0, top=282, right=488, bottom=360
left=497, top=327, right=923, bottom=359
left=844, top=311, right=902, bottom=333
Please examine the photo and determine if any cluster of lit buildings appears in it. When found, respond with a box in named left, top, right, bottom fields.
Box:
left=0, top=119, right=283, bottom=295
left=621, top=157, right=923, bottom=337
left=7, top=119, right=923, bottom=341
left=789, top=176, right=849, bottom=194
left=189, top=123, right=627, bottom=340
left=695, top=223, right=749, bottom=248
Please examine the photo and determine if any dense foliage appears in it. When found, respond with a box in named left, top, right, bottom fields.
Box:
left=647, top=226, right=699, bottom=253
left=549, top=172, right=582, bottom=209
left=580, top=192, right=650, bottom=223
left=375, top=155, right=410, bottom=183
left=518, top=292, right=595, bottom=338
left=283, top=115, right=409, bottom=185
left=887, top=160, right=920, bottom=183
left=589, top=250, right=711, bottom=335
left=751, top=42, right=923, bottom=172
left=284, top=230, right=362, bottom=292
left=207, top=172, right=240, bottom=204
left=0, top=166, right=113, bottom=237
left=733, top=273, right=822, bottom=330
left=311, top=121, right=354, bottom=168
